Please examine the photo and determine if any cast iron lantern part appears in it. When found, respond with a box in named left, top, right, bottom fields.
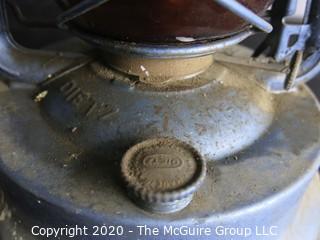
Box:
left=121, top=138, right=206, bottom=213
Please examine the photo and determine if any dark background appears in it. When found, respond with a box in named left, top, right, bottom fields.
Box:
left=309, top=77, right=320, bottom=97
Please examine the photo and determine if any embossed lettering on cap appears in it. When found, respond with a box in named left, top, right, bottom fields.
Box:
left=142, top=154, right=182, bottom=169
left=121, top=138, right=206, bottom=213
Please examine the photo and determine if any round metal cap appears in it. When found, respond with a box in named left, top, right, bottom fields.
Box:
left=121, top=138, right=206, bottom=213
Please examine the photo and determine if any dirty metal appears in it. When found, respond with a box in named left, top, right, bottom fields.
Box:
left=121, top=138, right=206, bottom=213
left=0, top=0, right=319, bottom=239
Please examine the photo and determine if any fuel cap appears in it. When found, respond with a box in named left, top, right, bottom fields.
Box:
left=121, top=138, right=206, bottom=213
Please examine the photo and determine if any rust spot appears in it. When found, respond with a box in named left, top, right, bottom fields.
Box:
left=154, top=105, right=163, bottom=115
left=195, top=123, right=207, bottom=135
left=163, top=113, right=169, bottom=131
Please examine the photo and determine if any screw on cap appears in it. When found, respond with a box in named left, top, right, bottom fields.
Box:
left=121, top=138, right=206, bottom=214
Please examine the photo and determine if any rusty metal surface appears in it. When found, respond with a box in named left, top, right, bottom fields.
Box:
left=121, top=138, right=206, bottom=213
left=0, top=1, right=319, bottom=239
left=0, top=56, right=319, bottom=239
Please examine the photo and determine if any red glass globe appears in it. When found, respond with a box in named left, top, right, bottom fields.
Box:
left=60, top=0, right=272, bottom=44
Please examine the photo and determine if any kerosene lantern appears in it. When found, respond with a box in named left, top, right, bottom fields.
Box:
left=0, top=0, right=319, bottom=239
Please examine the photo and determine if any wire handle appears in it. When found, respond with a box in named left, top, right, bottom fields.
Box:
left=214, top=0, right=273, bottom=33
left=57, top=0, right=110, bottom=28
